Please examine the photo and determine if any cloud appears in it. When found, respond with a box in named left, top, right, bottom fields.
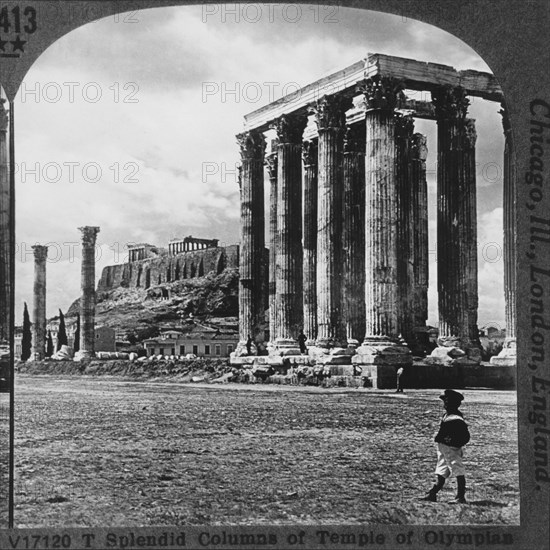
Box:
left=13, top=4, right=505, bottom=328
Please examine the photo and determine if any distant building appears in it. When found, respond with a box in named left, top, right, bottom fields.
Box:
left=144, top=323, right=237, bottom=358
left=15, top=323, right=132, bottom=358
left=168, top=236, right=219, bottom=255
left=127, top=243, right=161, bottom=263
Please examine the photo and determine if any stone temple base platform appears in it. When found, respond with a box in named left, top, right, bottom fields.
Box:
left=230, top=356, right=516, bottom=390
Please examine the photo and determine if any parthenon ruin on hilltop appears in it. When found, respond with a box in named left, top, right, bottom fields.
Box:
left=232, top=53, right=516, bottom=380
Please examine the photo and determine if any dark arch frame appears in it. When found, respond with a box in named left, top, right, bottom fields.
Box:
left=0, top=1, right=548, bottom=543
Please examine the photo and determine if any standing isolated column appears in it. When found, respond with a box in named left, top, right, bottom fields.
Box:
left=302, top=139, right=318, bottom=346
left=427, top=86, right=480, bottom=365
left=271, top=114, right=307, bottom=354
left=395, top=114, right=415, bottom=349
left=343, top=123, right=366, bottom=348
left=0, top=99, right=9, bottom=343
left=265, top=141, right=278, bottom=348
left=235, top=130, right=266, bottom=356
left=411, top=133, right=429, bottom=354
left=31, top=245, right=48, bottom=360
left=353, top=76, right=411, bottom=368
left=77, top=226, right=100, bottom=360
left=492, top=105, right=516, bottom=366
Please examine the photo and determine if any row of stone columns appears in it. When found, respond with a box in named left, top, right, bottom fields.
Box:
left=235, top=78, right=515, bottom=367
left=168, top=239, right=217, bottom=255
left=30, top=227, right=99, bottom=360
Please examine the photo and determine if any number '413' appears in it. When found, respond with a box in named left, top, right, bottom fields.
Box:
left=0, top=6, right=37, bottom=34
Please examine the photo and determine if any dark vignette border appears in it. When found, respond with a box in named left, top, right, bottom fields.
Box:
left=0, top=0, right=548, bottom=548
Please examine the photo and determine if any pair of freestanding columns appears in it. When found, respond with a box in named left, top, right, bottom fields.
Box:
left=30, top=227, right=99, bottom=360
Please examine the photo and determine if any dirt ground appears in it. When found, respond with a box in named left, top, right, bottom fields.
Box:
left=3, top=375, right=519, bottom=527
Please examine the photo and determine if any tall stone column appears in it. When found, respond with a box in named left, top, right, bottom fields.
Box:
left=309, top=95, right=352, bottom=359
left=77, top=226, right=100, bottom=360
left=343, top=122, right=365, bottom=347
left=492, top=106, right=516, bottom=366
left=428, top=86, right=480, bottom=365
left=265, top=142, right=278, bottom=347
left=302, top=139, right=318, bottom=346
left=31, top=245, right=48, bottom=360
left=411, top=132, right=429, bottom=353
left=235, top=130, right=266, bottom=356
left=0, top=99, right=9, bottom=343
left=395, top=115, right=415, bottom=349
left=270, top=114, right=307, bottom=354
left=353, top=76, right=411, bottom=367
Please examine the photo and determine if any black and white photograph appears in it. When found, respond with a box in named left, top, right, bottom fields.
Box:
left=0, top=1, right=548, bottom=548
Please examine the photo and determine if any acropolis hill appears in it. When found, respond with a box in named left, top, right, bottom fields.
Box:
left=66, top=238, right=244, bottom=342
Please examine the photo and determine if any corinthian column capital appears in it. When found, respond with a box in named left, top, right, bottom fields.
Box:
left=32, top=245, right=48, bottom=263
left=499, top=103, right=511, bottom=135
left=0, top=98, right=8, bottom=132
left=264, top=150, right=278, bottom=180
left=394, top=114, right=414, bottom=140
left=411, top=133, right=428, bottom=161
left=431, top=86, right=470, bottom=120
left=309, top=94, right=352, bottom=132
left=236, top=129, right=266, bottom=161
left=302, top=139, right=318, bottom=167
left=270, top=114, right=307, bottom=144
left=462, top=118, right=477, bottom=148
left=343, top=123, right=365, bottom=154
left=357, top=76, right=405, bottom=112
left=78, top=226, right=100, bottom=248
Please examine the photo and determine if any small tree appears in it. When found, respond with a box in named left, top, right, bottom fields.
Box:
left=57, top=309, right=68, bottom=351
left=73, top=313, right=80, bottom=352
left=46, top=330, right=54, bottom=357
left=21, top=302, right=32, bottom=361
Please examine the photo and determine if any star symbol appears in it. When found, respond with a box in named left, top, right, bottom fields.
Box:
left=0, top=37, right=8, bottom=52
left=10, top=35, right=26, bottom=53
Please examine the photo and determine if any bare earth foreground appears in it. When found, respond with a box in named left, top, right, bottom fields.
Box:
left=3, top=376, right=518, bottom=527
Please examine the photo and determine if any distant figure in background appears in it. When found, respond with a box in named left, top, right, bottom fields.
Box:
left=395, top=366, right=404, bottom=393
left=297, top=331, right=307, bottom=354
left=246, top=335, right=253, bottom=356
left=420, top=389, right=471, bottom=504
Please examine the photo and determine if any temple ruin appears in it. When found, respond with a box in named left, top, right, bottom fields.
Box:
left=233, top=53, right=515, bottom=375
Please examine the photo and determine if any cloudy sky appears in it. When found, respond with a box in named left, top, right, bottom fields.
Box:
left=11, top=4, right=505, bottom=328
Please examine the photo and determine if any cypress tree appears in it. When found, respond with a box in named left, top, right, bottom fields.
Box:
left=73, top=313, right=80, bottom=352
left=21, top=302, right=32, bottom=361
left=57, top=309, right=68, bottom=351
left=46, top=330, right=54, bottom=357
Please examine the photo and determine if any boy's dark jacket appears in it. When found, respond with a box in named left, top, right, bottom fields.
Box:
left=434, top=410, right=471, bottom=447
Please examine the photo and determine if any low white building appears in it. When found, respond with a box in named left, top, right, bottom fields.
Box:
left=144, top=323, right=236, bottom=358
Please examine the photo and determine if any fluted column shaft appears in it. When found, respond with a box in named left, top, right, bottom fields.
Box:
left=432, top=86, right=480, bottom=356
left=311, top=96, right=350, bottom=349
left=395, top=115, right=415, bottom=346
left=79, top=226, right=100, bottom=357
left=0, top=99, right=8, bottom=342
left=302, top=139, right=318, bottom=345
left=343, top=123, right=365, bottom=345
left=31, top=246, right=48, bottom=360
left=236, top=130, right=266, bottom=355
left=354, top=76, right=411, bottom=367
left=266, top=146, right=278, bottom=344
left=411, top=133, right=429, bottom=338
left=502, top=109, right=516, bottom=340
left=271, top=114, right=307, bottom=350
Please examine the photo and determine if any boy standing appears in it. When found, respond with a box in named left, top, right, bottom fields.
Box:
left=420, top=389, right=470, bottom=503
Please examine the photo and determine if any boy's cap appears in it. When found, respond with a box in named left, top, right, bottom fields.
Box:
left=439, top=389, right=464, bottom=403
